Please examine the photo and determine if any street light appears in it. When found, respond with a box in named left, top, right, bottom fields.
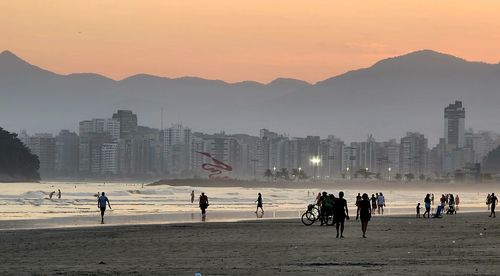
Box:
left=388, top=167, right=392, bottom=180
left=310, top=156, right=321, bottom=181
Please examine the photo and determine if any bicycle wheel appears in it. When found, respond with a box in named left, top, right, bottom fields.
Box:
left=310, top=206, right=320, bottom=220
left=301, top=211, right=315, bottom=226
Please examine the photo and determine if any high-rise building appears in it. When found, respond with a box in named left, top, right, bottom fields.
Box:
left=112, top=110, right=138, bottom=139
left=78, top=118, right=120, bottom=175
left=444, top=101, right=465, bottom=149
left=400, top=132, right=428, bottom=176
left=55, top=130, right=79, bottom=176
left=28, top=133, right=56, bottom=178
left=164, top=124, right=192, bottom=176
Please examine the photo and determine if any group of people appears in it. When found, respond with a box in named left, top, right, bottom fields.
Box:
left=420, top=193, right=458, bottom=218
left=191, top=190, right=210, bottom=217
left=368, top=193, right=385, bottom=215
left=48, top=189, right=61, bottom=199
left=315, top=191, right=372, bottom=238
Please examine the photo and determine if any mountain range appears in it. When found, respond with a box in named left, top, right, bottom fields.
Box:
left=1, top=49, right=499, bottom=144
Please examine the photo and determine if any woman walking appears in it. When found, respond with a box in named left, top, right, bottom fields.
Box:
left=358, top=193, right=371, bottom=238
left=255, top=193, right=264, bottom=213
left=199, top=192, right=209, bottom=217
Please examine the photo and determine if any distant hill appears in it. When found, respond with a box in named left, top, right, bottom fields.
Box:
left=1, top=49, right=499, bottom=144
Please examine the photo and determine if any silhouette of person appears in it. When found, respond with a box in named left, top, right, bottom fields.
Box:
left=57, top=189, right=61, bottom=199
left=334, top=191, right=349, bottom=238
left=98, top=192, right=111, bottom=224
left=355, top=193, right=362, bottom=219
left=490, top=193, right=497, bottom=218
left=358, top=193, right=371, bottom=238
left=416, top=202, right=421, bottom=218
left=255, top=193, right=264, bottom=213
left=377, top=192, right=385, bottom=214
left=199, top=192, right=209, bottom=216
left=423, top=194, right=431, bottom=218
left=370, top=194, right=377, bottom=215
left=191, top=190, right=195, bottom=203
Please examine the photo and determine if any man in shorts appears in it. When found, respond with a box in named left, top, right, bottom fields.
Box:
left=98, top=192, right=111, bottom=224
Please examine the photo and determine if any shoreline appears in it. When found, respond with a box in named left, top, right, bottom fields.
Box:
left=0, top=208, right=491, bottom=232
left=1, top=212, right=499, bottom=275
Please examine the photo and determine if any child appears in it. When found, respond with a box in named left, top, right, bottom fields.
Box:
left=416, top=202, right=421, bottom=218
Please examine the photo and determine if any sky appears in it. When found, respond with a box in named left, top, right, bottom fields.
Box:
left=1, top=0, right=500, bottom=83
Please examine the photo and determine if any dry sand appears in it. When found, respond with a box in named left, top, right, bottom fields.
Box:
left=1, top=212, right=499, bottom=275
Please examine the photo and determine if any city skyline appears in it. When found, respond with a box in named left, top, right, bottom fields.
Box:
left=17, top=101, right=500, bottom=180
left=2, top=1, right=500, bottom=83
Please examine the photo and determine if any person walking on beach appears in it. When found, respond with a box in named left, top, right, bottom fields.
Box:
left=57, top=189, right=61, bottom=199
left=98, top=192, right=111, bottom=224
left=370, top=194, right=377, bottom=215
left=355, top=193, right=362, bottom=217
left=456, top=194, right=460, bottom=211
left=486, top=194, right=491, bottom=210
left=423, top=194, right=431, bottom=218
left=335, top=191, right=349, bottom=238
left=255, top=193, right=264, bottom=213
left=199, top=192, right=209, bottom=217
left=358, top=193, right=371, bottom=238
left=377, top=192, right=385, bottom=215
left=431, top=193, right=434, bottom=206
left=416, top=203, right=421, bottom=218
left=489, top=193, right=497, bottom=218
left=191, top=190, right=195, bottom=204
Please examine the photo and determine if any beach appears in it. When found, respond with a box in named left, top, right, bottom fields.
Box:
left=1, top=212, right=499, bottom=275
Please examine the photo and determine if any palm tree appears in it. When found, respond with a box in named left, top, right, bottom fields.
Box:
left=264, top=169, right=273, bottom=181
left=280, top=168, right=289, bottom=181
left=395, top=173, right=402, bottom=180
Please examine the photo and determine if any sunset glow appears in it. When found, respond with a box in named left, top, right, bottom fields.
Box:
left=1, top=0, right=500, bottom=82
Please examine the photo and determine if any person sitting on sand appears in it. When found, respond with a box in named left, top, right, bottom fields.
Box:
left=416, top=202, right=421, bottom=218
left=98, top=192, right=111, bottom=224
left=358, top=193, right=371, bottom=238
left=335, top=191, right=349, bottom=238
left=199, top=192, right=209, bottom=217
left=489, top=193, right=497, bottom=218
left=377, top=192, right=385, bottom=215
left=423, top=194, right=431, bottom=218
left=370, top=194, right=377, bottom=215
left=255, top=193, right=264, bottom=214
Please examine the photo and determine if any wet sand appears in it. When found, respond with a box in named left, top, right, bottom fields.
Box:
left=1, top=212, right=499, bottom=275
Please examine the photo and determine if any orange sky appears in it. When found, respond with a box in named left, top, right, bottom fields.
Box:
left=1, top=0, right=500, bottom=83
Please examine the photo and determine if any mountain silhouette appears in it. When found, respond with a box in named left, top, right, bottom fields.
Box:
left=1, top=49, right=499, bottom=143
